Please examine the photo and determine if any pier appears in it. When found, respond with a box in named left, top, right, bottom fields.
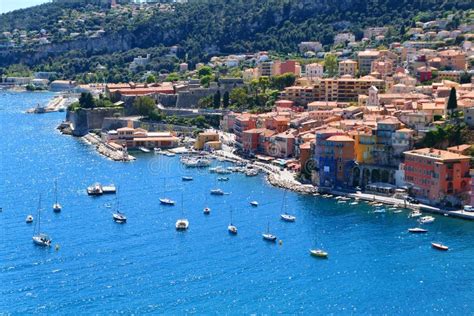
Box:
left=82, top=133, right=135, bottom=162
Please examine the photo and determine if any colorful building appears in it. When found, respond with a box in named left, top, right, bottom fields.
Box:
left=404, top=148, right=471, bottom=205
left=194, top=131, right=221, bottom=150
left=314, top=134, right=356, bottom=189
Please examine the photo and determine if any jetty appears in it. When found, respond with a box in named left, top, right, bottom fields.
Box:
left=331, top=190, right=474, bottom=221
left=82, top=133, right=135, bottom=162
left=26, top=95, right=77, bottom=114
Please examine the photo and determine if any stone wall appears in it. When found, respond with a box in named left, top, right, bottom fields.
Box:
left=67, top=107, right=123, bottom=136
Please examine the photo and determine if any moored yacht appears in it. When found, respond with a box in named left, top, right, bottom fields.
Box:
left=281, top=213, right=296, bottom=222
left=228, top=208, right=237, bottom=234
left=26, top=215, right=33, bottom=223
left=53, top=180, right=62, bottom=213
left=175, top=193, right=189, bottom=231
left=112, top=211, right=127, bottom=223
left=262, top=222, right=277, bottom=242
left=32, top=195, right=52, bottom=247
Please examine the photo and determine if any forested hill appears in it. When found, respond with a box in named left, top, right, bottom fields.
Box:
left=134, top=0, right=470, bottom=58
left=0, top=0, right=471, bottom=71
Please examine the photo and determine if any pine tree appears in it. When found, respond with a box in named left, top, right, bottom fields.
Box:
left=447, top=87, right=457, bottom=117
left=213, top=90, right=221, bottom=109
left=223, top=91, right=230, bottom=108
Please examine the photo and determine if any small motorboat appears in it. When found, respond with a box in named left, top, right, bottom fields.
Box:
left=175, top=219, right=189, bottom=230
left=165, top=152, right=176, bottom=157
left=153, top=148, right=162, bottom=154
left=350, top=202, right=359, bottom=205
left=431, top=242, right=449, bottom=251
left=138, top=146, right=151, bottom=153
left=32, top=233, right=52, bottom=247
left=280, top=213, right=296, bottom=222
left=373, top=208, right=386, bottom=213
left=408, top=210, right=422, bottom=218
left=26, top=215, right=33, bottom=223
left=337, top=200, right=347, bottom=204
left=250, top=201, right=259, bottom=207
left=217, top=177, right=229, bottom=181
left=419, top=216, right=435, bottom=224
left=393, top=210, right=403, bottom=214
left=203, top=207, right=211, bottom=215
left=310, top=249, right=328, bottom=259
left=210, top=189, right=224, bottom=195
left=160, top=198, right=176, bottom=205
left=112, top=212, right=127, bottom=223
left=87, top=183, right=103, bottom=196
left=182, top=176, right=193, bottom=181
left=408, top=227, right=428, bottom=233
left=228, top=224, right=238, bottom=235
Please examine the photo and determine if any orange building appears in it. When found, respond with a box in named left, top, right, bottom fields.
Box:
left=404, top=148, right=471, bottom=205
left=438, top=50, right=466, bottom=71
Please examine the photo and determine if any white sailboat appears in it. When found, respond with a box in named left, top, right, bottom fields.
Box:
left=160, top=178, right=175, bottom=205
left=112, top=190, right=126, bottom=223
left=280, top=191, right=296, bottom=222
left=262, top=222, right=277, bottom=242
left=52, top=179, right=62, bottom=213
left=175, top=193, right=189, bottom=230
left=228, top=208, right=237, bottom=234
left=32, top=195, right=52, bottom=247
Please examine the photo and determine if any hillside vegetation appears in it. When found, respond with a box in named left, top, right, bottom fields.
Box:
left=0, top=0, right=472, bottom=80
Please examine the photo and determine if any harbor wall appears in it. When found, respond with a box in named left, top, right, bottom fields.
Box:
left=67, top=107, right=123, bottom=136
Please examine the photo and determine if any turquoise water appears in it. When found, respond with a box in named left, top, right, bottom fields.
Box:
left=1, top=91, right=474, bottom=314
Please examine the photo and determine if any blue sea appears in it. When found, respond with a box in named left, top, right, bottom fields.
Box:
left=1, top=91, right=473, bottom=314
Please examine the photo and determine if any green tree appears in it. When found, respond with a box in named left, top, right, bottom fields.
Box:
left=222, top=91, right=230, bottom=108
left=270, top=73, right=296, bottom=90
left=193, top=115, right=207, bottom=128
left=133, top=96, right=156, bottom=117
left=146, top=74, right=156, bottom=83
left=213, top=90, right=221, bottom=109
left=197, top=95, right=213, bottom=108
left=198, top=66, right=212, bottom=78
left=200, top=74, right=212, bottom=87
left=79, top=92, right=95, bottom=109
left=324, top=53, right=338, bottom=77
left=447, top=87, right=457, bottom=117
left=165, top=72, right=180, bottom=82
left=229, top=87, right=248, bottom=109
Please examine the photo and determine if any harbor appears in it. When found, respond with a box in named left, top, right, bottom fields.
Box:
left=1, top=91, right=474, bottom=314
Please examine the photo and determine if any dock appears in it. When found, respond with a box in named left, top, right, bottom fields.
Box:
left=333, top=191, right=474, bottom=221
left=82, top=133, right=135, bottom=162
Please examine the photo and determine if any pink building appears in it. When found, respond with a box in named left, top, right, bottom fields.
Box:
left=404, top=148, right=471, bottom=206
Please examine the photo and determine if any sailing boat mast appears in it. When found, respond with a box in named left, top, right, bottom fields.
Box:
left=36, top=194, right=42, bottom=234
left=54, top=180, right=58, bottom=205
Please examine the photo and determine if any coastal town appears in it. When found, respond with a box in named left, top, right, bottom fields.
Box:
left=3, top=0, right=474, bottom=314
left=2, top=5, right=473, bottom=217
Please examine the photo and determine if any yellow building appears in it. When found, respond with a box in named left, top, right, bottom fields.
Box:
left=194, top=131, right=221, bottom=150
left=350, top=130, right=376, bottom=164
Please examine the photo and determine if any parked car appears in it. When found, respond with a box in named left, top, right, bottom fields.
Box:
left=464, top=205, right=474, bottom=212
left=406, top=197, right=419, bottom=204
